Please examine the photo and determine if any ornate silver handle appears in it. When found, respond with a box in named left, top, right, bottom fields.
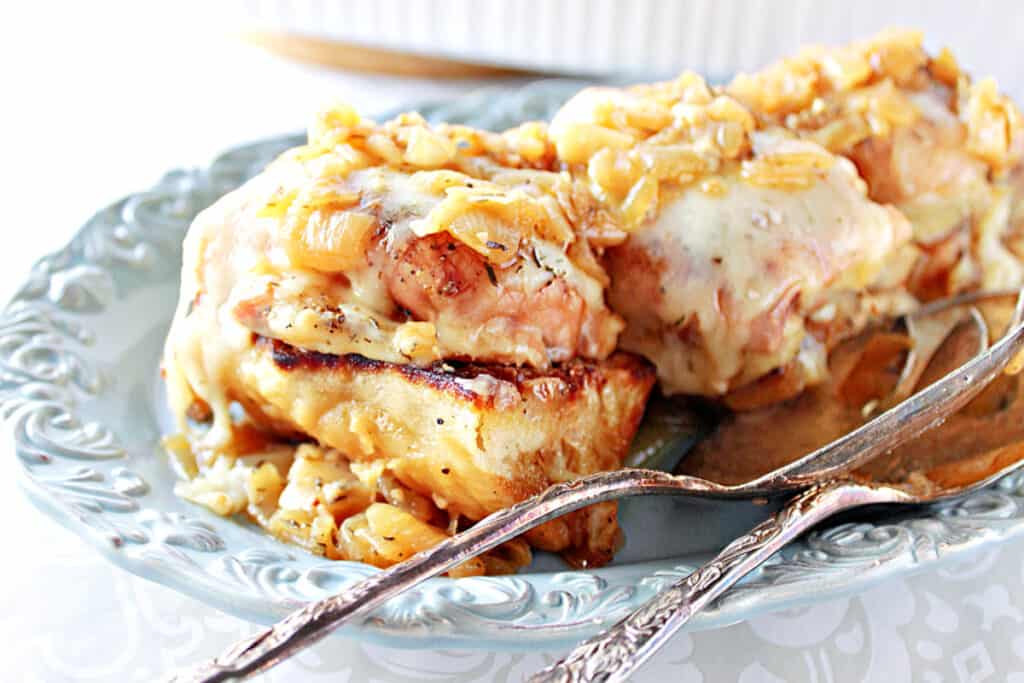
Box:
left=166, top=468, right=712, bottom=683
left=529, top=480, right=911, bottom=683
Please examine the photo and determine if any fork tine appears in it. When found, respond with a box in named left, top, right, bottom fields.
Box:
left=752, top=289, right=1024, bottom=491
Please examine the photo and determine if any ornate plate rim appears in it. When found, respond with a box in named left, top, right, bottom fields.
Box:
left=11, top=80, right=1024, bottom=650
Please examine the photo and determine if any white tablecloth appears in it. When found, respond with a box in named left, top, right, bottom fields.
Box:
left=3, top=4, right=1024, bottom=681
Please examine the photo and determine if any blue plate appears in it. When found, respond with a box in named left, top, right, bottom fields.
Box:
left=12, top=81, right=1024, bottom=650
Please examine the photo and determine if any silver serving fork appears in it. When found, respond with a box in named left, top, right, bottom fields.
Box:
left=170, top=290, right=1024, bottom=683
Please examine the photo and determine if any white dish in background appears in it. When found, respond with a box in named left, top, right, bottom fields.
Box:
left=229, top=0, right=1024, bottom=93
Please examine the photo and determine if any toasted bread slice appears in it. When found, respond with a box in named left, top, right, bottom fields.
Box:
left=221, top=338, right=654, bottom=567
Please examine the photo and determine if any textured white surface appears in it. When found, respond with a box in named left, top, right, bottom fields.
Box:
left=3, top=3, right=1024, bottom=680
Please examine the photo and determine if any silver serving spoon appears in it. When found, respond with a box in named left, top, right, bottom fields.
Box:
left=169, top=290, right=1024, bottom=683
left=531, top=439, right=1024, bottom=682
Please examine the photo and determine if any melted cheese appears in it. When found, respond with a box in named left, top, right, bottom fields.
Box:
left=163, top=115, right=625, bottom=448
left=607, top=137, right=911, bottom=396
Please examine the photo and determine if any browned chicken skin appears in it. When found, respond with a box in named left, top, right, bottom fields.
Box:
left=549, top=75, right=913, bottom=400
left=728, top=29, right=1024, bottom=303
left=542, top=30, right=1024, bottom=403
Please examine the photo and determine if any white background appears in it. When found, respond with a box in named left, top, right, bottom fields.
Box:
left=3, top=3, right=1024, bottom=680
